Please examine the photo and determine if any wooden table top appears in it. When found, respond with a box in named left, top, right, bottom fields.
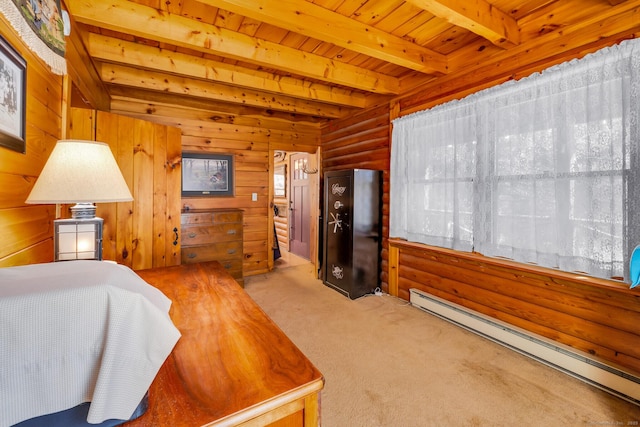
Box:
left=126, top=261, right=324, bottom=426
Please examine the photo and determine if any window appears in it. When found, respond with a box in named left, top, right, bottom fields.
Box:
left=390, top=39, right=640, bottom=282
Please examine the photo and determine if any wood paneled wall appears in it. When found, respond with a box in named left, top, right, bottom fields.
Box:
left=320, top=105, right=390, bottom=291
left=112, top=101, right=321, bottom=276
left=180, top=128, right=271, bottom=276
left=0, top=19, right=62, bottom=267
left=68, top=108, right=182, bottom=270
left=2, top=3, right=638, bottom=379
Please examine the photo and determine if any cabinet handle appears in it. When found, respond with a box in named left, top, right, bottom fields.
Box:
left=188, top=232, right=197, bottom=238
left=173, top=227, right=178, bottom=246
left=187, top=253, right=197, bottom=259
left=227, top=249, right=236, bottom=254
left=227, top=229, right=236, bottom=235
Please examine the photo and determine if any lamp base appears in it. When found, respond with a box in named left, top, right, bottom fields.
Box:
left=70, top=203, right=97, bottom=219
left=54, top=217, right=103, bottom=261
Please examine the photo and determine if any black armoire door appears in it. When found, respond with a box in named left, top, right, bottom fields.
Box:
left=323, top=169, right=381, bottom=299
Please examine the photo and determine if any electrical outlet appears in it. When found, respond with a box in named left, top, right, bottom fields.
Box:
left=252, top=193, right=258, bottom=201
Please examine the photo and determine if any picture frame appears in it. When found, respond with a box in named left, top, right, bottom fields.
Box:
left=274, top=164, right=286, bottom=197
left=182, top=152, right=234, bottom=197
left=0, top=36, right=26, bottom=154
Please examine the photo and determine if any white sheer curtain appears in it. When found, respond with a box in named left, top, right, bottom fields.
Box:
left=390, top=38, right=640, bottom=281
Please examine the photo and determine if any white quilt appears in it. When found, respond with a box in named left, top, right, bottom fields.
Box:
left=0, top=261, right=181, bottom=427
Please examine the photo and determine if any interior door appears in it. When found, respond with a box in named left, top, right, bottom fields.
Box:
left=289, top=153, right=310, bottom=259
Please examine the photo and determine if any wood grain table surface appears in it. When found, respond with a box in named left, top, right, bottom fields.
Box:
left=126, top=261, right=324, bottom=426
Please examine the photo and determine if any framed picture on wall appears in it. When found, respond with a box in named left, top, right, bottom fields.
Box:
left=182, top=152, right=234, bottom=197
left=0, top=36, right=26, bottom=154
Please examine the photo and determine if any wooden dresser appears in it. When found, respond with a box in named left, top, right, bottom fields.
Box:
left=131, top=261, right=324, bottom=426
left=181, top=209, right=244, bottom=285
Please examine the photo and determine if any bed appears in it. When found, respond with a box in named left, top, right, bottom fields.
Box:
left=0, top=260, right=181, bottom=427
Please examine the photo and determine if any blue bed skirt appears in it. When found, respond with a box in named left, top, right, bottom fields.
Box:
left=12, top=393, right=148, bottom=427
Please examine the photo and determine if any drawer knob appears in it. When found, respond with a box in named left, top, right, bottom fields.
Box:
left=227, top=229, right=236, bottom=235
left=227, top=249, right=236, bottom=254
left=223, top=262, right=232, bottom=269
left=187, top=253, right=197, bottom=259
left=188, top=232, right=197, bottom=238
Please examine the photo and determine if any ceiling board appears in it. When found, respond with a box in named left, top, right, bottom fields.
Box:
left=64, top=0, right=640, bottom=124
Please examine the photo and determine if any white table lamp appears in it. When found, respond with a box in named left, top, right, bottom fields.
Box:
left=26, top=139, right=133, bottom=261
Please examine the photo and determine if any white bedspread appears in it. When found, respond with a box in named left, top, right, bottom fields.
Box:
left=0, top=261, right=181, bottom=427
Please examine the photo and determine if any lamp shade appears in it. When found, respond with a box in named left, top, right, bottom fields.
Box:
left=25, top=140, right=133, bottom=204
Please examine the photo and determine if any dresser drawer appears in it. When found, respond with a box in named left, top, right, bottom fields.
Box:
left=217, top=259, right=243, bottom=279
left=181, top=208, right=244, bottom=284
left=181, top=241, right=242, bottom=263
left=182, top=223, right=242, bottom=245
left=181, top=211, right=242, bottom=226
left=182, top=248, right=242, bottom=275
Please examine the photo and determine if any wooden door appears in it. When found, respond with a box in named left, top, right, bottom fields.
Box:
left=68, top=108, right=182, bottom=269
left=289, top=153, right=310, bottom=259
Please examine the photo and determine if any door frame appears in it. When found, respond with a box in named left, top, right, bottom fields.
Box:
left=289, top=152, right=311, bottom=261
left=268, top=148, right=320, bottom=275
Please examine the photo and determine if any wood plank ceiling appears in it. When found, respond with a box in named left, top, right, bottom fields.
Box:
left=65, top=0, right=640, bottom=127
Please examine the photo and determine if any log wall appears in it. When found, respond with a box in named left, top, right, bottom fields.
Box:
left=379, top=28, right=640, bottom=375
left=388, top=240, right=640, bottom=375
left=0, top=19, right=62, bottom=267
left=1, top=2, right=639, bottom=377
left=274, top=214, right=288, bottom=252
left=273, top=155, right=289, bottom=252
left=320, top=105, right=391, bottom=291
left=319, top=25, right=640, bottom=375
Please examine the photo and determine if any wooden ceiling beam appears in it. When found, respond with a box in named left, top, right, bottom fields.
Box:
left=98, top=63, right=349, bottom=118
left=449, top=0, right=640, bottom=73
left=61, top=4, right=110, bottom=111
left=199, top=0, right=448, bottom=74
left=402, top=4, right=640, bottom=114
left=107, top=86, right=331, bottom=126
left=85, top=33, right=366, bottom=108
left=66, top=0, right=400, bottom=95
left=406, top=0, right=520, bottom=47
left=109, top=98, right=324, bottom=133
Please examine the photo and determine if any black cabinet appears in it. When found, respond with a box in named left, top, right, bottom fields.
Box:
left=322, top=169, right=382, bottom=299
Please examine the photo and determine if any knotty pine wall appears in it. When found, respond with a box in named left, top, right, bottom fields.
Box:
left=3, top=1, right=639, bottom=374
left=0, top=19, right=62, bottom=267
left=111, top=100, right=321, bottom=277
left=0, top=12, right=320, bottom=277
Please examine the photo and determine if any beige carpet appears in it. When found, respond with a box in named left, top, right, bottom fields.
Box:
left=244, top=261, right=640, bottom=427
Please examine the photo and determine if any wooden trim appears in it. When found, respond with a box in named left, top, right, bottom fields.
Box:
left=268, top=149, right=275, bottom=272
left=303, top=392, right=320, bottom=426
left=388, top=244, right=399, bottom=296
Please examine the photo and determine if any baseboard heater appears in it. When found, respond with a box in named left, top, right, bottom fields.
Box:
left=409, top=288, right=640, bottom=406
